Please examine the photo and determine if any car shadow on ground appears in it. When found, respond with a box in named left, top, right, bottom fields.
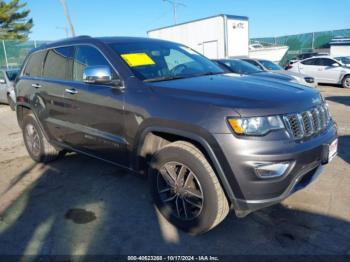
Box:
left=326, top=96, right=350, bottom=107
left=0, top=153, right=349, bottom=256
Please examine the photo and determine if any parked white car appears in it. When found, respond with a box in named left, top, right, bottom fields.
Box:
left=0, top=68, right=19, bottom=110
left=288, top=56, right=350, bottom=88
left=243, top=58, right=317, bottom=88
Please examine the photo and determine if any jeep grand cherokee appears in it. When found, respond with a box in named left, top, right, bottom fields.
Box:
left=15, top=36, right=338, bottom=234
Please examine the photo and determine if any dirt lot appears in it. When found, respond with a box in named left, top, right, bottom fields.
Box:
left=0, top=85, right=349, bottom=256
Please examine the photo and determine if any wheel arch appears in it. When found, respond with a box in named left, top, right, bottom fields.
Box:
left=341, top=73, right=350, bottom=83
left=134, top=126, right=237, bottom=205
left=16, top=103, right=32, bottom=129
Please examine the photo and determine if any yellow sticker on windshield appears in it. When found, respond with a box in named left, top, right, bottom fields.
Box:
left=121, top=53, right=155, bottom=67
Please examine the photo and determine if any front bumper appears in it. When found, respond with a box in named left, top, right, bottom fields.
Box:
left=213, top=120, right=337, bottom=217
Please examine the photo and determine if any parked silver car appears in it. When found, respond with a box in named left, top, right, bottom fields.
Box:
left=0, top=68, right=19, bottom=110
left=243, top=58, right=317, bottom=88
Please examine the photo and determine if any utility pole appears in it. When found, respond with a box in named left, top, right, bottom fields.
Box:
left=163, top=0, right=186, bottom=25
left=59, top=0, right=75, bottom=37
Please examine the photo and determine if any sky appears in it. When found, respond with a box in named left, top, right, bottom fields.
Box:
left=26, top=0, right=350, bottom=40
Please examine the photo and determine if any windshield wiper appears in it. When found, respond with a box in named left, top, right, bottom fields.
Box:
left=144, top=72, right=222, bottom=83
left=190, top=72, right=221, bottom=77
left=144, top=75, right=188, bottom=83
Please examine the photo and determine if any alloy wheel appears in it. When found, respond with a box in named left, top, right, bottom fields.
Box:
left=25, top=123, right=41, bottom=157
left=344, top=78, right=350, bottom=88
left=157, top=161, right=204, bottom=220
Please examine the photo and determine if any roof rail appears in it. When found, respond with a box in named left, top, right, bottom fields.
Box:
left=75, top=35, right=92, bottom=39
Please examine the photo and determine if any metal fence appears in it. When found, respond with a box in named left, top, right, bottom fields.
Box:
left=2, top=29, right=350, bottom=69
left=251, top=28, right=350, bottom=66
left=0, top=40, right=48, bottom=69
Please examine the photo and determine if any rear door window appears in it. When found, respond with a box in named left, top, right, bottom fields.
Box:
left=73, top=45, right=113, bottom=82
left=318, top=58, right=337, bottom=67
left=43, top=47, right=74, bottom=80
left=301, top=58, right=318, bottom=65
left=23, top=51, right=47, bottom=77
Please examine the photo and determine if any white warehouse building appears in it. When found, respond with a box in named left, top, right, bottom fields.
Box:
left=147, top=14, right=249, bottom=59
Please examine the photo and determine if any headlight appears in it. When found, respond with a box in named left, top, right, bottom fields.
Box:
left=304, top=77, right=314, bottom=83
left=228, top=116, right=285, bottom=136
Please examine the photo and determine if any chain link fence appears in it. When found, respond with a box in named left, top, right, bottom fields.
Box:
left=2, top=29, right=350, bottom=69
left=251, top=28, right=350, bottom=66
left=0, top=40, right=48, bottom=69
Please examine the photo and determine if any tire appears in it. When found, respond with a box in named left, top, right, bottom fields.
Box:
left=7, top=94, right=15, bottom=111
left=22, top=113, right=63, bottom=163
left=342, top=75, right=350, bottom=88
left=149, top=141, right=229, bottom=235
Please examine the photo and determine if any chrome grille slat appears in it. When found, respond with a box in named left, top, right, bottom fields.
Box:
left=283, top=104, right=330, bottom=140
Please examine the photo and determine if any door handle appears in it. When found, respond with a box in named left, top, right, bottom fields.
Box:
left=65, top=88, right=78, bottom=95
left=31, top=83, right=42, bottom=88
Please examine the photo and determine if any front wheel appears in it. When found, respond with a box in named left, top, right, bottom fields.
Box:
left=342, top=75, right=350, bottom=88
left=149, top=141, right=229, bottom=235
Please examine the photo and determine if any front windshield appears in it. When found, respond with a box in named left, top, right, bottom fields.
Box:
left=6, top=70, right=19, bottom=81
left=222, top=60, right=263, bottom=75
left=258, top=60, right=283, bottom=70
left=336, top=56, right=350, bottom=65
left=109, top=41, right=223, bottom=82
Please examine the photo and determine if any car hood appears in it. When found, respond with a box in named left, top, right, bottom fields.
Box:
left=252, top=71, right=296, bottom=81
left=146, top=74, right=321, bottom=117
left=274, top=70, right=309, bottom=78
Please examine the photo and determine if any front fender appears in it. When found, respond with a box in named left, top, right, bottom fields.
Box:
left=133, top=121, right=243, bottom=207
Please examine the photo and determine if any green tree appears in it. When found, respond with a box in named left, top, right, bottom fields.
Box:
left=0, top=0, right=33, bottom=40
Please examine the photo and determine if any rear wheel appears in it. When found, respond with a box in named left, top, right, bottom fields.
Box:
left=22, top=113, right=64, bottom=163
left=149, top=141, right=229, bottom=234
left=342, top=75, right=350, bottom=88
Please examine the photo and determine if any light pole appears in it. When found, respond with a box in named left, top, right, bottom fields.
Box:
left=162, top=0, right=186, bottom=25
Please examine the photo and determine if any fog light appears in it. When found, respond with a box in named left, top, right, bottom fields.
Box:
left=255, top=162, right=290, bottom=178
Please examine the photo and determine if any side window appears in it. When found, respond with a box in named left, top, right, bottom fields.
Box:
left=251, top=61, right=264, bottom=70
left=319, top=58, right=337, bottom=67
left=301, top=58, right=317, bottom=65
left=244, top=60, right=264, bottom=70
left=23, top=51, right=47, bottom=77
left=43, top=47, right=74, bottom=80
left=73, top=45, right=113, bottom=82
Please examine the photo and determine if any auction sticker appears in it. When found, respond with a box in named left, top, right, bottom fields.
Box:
left=121, top=53, right=155, bottom=67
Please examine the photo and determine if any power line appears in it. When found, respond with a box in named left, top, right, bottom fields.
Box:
left=162, top=0, right=186, bottom=25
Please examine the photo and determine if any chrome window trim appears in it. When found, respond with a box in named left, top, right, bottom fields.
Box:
left=21, top=42, right=123, bottom=84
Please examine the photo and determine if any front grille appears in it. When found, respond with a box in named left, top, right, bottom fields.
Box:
left=283, top=104, right=330, bottom=140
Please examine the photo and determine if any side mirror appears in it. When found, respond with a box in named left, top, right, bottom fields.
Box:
left=332, top=63, right=340, bottom=67
left=83, top=65, right=117, bottom=85
left=0, top=79, right=6, bottom=84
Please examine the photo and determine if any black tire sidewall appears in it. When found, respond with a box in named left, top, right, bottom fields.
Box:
left=22, top=115, right=45, bottom=162
left=149, top=145, right=221, bottom=234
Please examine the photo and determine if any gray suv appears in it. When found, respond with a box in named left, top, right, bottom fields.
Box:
left=15, top=36, right=338, bottom=234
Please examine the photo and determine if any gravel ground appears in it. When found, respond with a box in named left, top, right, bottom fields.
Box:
left=0, top=85, right=349, bottom=256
